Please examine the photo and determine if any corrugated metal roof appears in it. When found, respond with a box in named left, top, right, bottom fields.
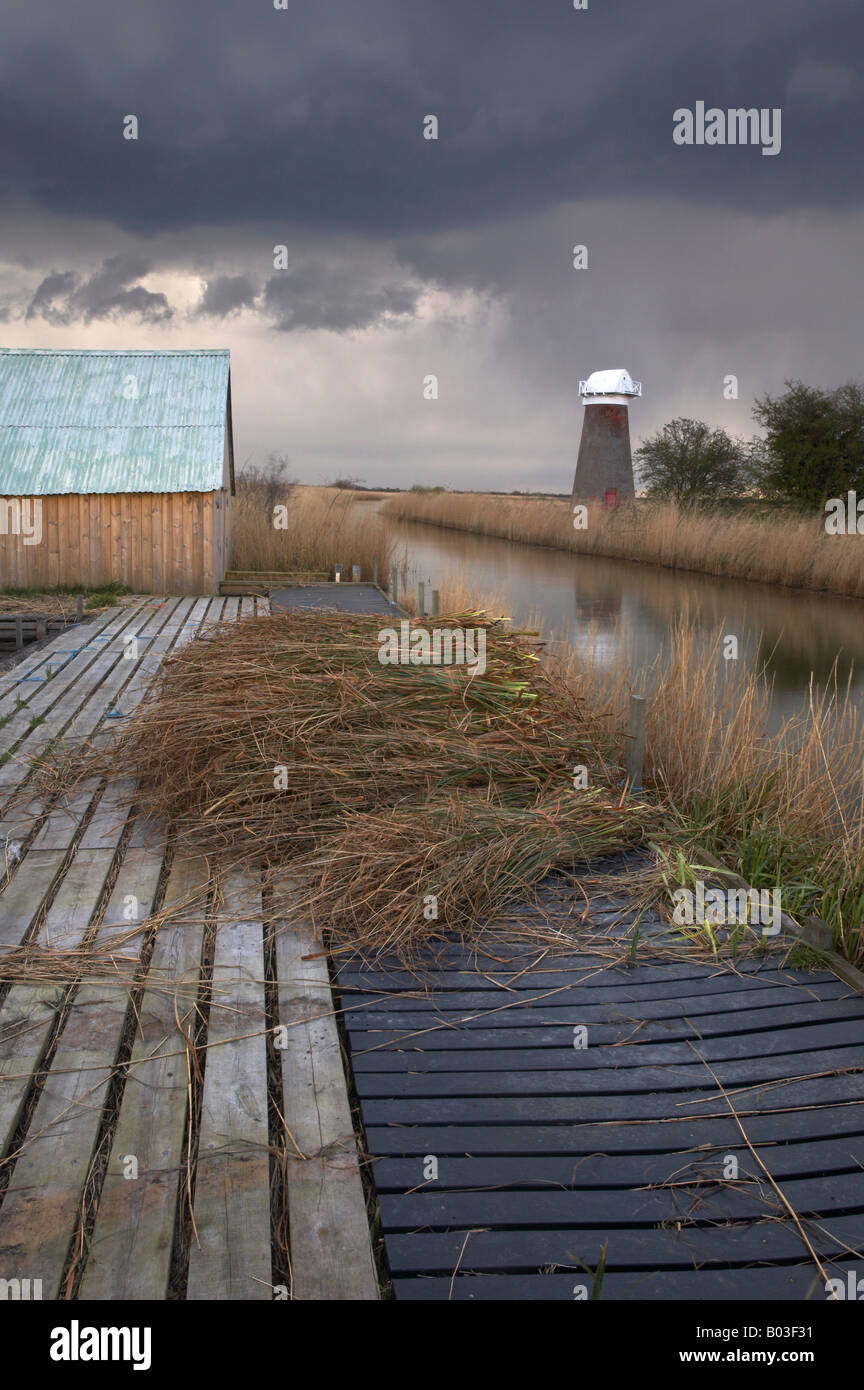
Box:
left=0, top=349, right=231, bottom=495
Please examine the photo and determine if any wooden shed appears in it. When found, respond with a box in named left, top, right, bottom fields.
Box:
left=0, top=348, right=235, bottom=595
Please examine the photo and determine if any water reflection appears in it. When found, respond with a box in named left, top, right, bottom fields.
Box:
left=391, top=515, right=864, bottom=726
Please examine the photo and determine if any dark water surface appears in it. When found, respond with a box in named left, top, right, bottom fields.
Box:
left=382, top=511, right=864, bottom=728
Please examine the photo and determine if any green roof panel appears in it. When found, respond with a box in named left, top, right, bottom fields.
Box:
left=0, top=349, right=230, bottom=495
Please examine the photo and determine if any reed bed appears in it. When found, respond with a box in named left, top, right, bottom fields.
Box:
left=556, top=621, right=864, bottom=963
left=382, top=493, right=864, bottom=599
left=231, top=484, right=391, bottom=578
left=43, top=609, right=665, bottom=955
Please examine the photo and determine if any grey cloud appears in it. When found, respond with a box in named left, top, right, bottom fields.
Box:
left=196, top=274, right=258, bottom=316
left=25, top=270, right=78, bottom=323
left=25, top=255, right=172, bottom=324
left=261, top=264, right=420, bottom=333
left=0, top=0, right=862, bottom=245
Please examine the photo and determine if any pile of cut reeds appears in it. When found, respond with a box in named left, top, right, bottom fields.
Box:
left=54, top=610, right=663, bottom=953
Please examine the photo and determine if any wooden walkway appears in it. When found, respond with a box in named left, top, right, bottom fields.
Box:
left=0, top=596, right=377, bottom=1301
left=340, top=938, right=864, bottom=1299
left=4, top=583, right=863, bottom=1303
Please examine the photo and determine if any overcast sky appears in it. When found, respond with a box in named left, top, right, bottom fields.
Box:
left=1, top=0, right=862, bottom=490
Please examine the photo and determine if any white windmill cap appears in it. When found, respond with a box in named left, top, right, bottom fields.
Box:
left=579, top=369, right=642, bottom=398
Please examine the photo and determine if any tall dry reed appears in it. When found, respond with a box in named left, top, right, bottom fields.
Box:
left=382, top=492, right=864, bottom=599
left=231, top=484, right=392, bottom=578
left=554, top=620, right=864, bottom=961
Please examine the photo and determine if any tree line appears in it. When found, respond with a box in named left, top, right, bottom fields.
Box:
left=635, top=380, right=864, bottom=509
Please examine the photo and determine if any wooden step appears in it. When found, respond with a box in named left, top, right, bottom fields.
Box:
left=224, top=570, right=330, bottom=583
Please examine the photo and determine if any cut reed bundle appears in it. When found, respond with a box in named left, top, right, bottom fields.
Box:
left=42, top=609, right=662, bottom=953
left=293, top=790, right=664, bottom=955
left=59, top=610, right=616, bottom=865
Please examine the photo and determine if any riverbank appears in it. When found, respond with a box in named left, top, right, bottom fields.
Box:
left=553, top=615, right=864, bottom=966
left=381, top=492, right=864, bottom=600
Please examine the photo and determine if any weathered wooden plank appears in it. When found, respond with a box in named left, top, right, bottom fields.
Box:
left=78, top=853, right=212, bottom=1300
left=365, top=1100, right=864, bottom=1156
left=384, top=1211, right=864, bottom=1274
left=354, top=1045, right=864, bottom=1100
left=0, top=599, right=183, bottom=796
left=187, top=868, right=271, bottom=1302
left=340, top=981, right=855, bottom=1031
left=349, top=1020, right=864, bottom=1074
left=0, top=844, right=166, bottom=1297
left=345, top=996, right=864, bottom=1047
left=337, top=973, right=848, bottom=1012
left=274, top=902, right=378, bottom=1300
left=359, top=1069, right=864, bottom=1125
left=334, top=961, right=827, bottom=991
left=379, top=1171, right=864, bottom=1232
left=394, top=1264, right=864, bottom=1301
left=0, top=847, right=122, bottom=1154
left=371, top=1134, right=864, bottom=1192
left=0, top=599, right=149, bottom=732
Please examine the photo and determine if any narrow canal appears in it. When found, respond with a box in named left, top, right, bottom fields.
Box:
left=381, top=509, right=864, bottom=728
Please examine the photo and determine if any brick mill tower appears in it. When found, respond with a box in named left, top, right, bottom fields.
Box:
left=571, top=368, right=641, bottom=503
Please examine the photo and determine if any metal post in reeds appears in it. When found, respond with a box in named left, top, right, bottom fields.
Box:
left=625, top=694, right=647, bottom=794
left=391, top=568, right=398, bottom=604
left=417, top=581, right=425, bottom=617
left=373, top=555, right=379, bottom=587
left=431, top=589, right=440, bottom=618
left=334, top=564, right=343, bottom=584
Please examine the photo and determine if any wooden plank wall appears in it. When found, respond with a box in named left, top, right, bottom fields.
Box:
left=0, top=492, right=228, bottom=595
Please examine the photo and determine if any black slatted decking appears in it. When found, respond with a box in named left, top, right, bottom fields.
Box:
left=338, top=943, right=864, bottom=1300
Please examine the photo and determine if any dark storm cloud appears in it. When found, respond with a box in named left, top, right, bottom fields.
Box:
left=195, top=274, right=258, bottom=316
left=25, top=255, right=172, bottom=323
left=0, top=0, right=862, bottom=245
left=261, top=264, right=420, bottom=333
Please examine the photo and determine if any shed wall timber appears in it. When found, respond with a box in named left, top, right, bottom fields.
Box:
left=0, top=491, right=226, bottom=595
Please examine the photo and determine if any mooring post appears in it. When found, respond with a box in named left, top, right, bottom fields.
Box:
left=76, top=594, right=84, bottom=621
left=417, top=581, right=425, bottom=617
left=373, top=555, right=379, bottom=587
left=352, top=564, right=361, bottom=583
left=36, top=618, right=47, bottom=643
left=431, top=588, right=440, bottom=617
left=391, top=568, right=398, bottom=603
left=15, top=616, right=23, bottom=651
left=625, top=693, right=647, bottom=794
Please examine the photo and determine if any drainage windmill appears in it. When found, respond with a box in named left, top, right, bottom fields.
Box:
left=571, top=368, right=641, bottom=504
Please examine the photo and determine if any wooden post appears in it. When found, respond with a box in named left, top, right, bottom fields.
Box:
left=431, top=589, right=440, bottom=617
left=76, top=594, right=84, bottom=620
left=15, top=616, right=23, bottom=651
left=391, top=568, right=398, bottom=603
left=625, top=694, right=647, bottom=793
left=417, top=581, right=425, bottom=617
left=373, top=555, right=379, bottom=587
left=36, top=618, right=47, bottom=643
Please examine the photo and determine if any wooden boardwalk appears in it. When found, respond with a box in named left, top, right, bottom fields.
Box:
left=3, top=582, right=863, bottom=1303
left=0, top=596, right=377, bottom=1301
left=340, top=938, right=864, bottom=1300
